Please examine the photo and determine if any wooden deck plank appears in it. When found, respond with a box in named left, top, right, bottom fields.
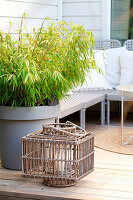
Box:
left=1, top=178, right=133, bottom=200
left=1, top=170, right=133, bottom=193
left=0, top=190, right=128, bottom=200
left=1, top=125, right=133, bottom=200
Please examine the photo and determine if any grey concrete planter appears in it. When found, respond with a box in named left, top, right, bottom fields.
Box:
left=0, top=105, right=60, bottom=170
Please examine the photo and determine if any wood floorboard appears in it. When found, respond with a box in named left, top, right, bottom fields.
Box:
left=1, top=125, right=133, bottom=200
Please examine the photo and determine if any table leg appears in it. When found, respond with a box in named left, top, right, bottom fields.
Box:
left=121, top=91, right=124, bottom=145
left=80, top=108, right=86, bottom=129
left=121, top=91, right=133, bottom=145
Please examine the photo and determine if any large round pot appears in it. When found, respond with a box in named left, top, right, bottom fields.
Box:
left=0, top=105, right=60, bottom=170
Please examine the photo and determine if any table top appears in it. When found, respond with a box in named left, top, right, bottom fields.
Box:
left=117, top=85, right=133, bottom=97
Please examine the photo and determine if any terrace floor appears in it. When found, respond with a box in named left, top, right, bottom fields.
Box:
left=1, top=144, right=133, bottom=200
left=0, top=111, right=133, bottom=200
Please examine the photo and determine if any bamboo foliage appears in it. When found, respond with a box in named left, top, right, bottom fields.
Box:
left=0, top=16, right=98, bottom=107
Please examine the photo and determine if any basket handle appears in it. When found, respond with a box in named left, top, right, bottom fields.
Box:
left=43, top=123, right=87, bottom=137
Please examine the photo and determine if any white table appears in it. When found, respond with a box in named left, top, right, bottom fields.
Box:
left=117, top=85, right=133, bottom=145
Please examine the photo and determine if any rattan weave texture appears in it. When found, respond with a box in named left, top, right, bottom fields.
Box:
left=59, top=92, right=105, bottom=118
left=124, top=40, right=133, bottom=51
left=95, top=39, right=121, bottom=50
left=22, top=122, right=94, bottom=187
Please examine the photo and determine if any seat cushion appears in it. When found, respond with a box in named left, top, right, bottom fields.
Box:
left=76, top=50, right=110, bottom=91
left=120, top=49, right=133, bottom=85
left=105, top=46, right=126, bottom=88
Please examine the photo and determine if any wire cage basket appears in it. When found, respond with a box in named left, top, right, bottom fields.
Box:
left=22, top=121, right=94, bottom=187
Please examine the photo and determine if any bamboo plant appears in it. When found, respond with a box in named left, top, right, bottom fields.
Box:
left=0, top=17, right=98, bottom=107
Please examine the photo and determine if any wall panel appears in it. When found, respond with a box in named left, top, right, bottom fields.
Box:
left=0, top=0, right=58, bottom=36
left=63, top=0, right=102, bottom=39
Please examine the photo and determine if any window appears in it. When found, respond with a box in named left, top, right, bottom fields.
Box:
left=111, top=0, right=133, bottom=43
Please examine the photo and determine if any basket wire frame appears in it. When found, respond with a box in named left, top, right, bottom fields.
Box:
left=22, top=122, right=94, bottom=187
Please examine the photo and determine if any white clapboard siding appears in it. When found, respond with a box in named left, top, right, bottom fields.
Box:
left=0, top=1, right=57, bottom=19
left=63, top=2, right=101, bottom=16
left=63, top=0, right=101, bottom=3
left=0, top=18, right=57, bottom=34
left=4, top=0, right=58, bottom=4
left=0, top=0, right=58, bottom=35
left=63, top=17, right=101, bottom=30
left=91, top=30, right=101, bottom=40
left=63, top=0, right=102, bottom=39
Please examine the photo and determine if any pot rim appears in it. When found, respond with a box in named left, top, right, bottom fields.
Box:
left=0, top=105, right=60, bottom=120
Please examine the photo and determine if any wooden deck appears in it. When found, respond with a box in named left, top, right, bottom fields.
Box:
left=1, top=131, right=133, bottom=200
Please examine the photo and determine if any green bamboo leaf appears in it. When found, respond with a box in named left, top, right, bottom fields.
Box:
left=24, top=74, right=29, bottom=84
left=8, top=74, right=13, bottom=81
left=0, top=16, right=98, bottom=107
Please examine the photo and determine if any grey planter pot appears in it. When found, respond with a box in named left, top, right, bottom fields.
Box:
left=0, top=105, right=60, bottom=170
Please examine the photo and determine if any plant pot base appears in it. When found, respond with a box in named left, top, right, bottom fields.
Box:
left=0, top=105, right=59, bottom=170
left=0, top=118, right=55, bottom=170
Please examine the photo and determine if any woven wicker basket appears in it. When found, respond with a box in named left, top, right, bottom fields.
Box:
left=22, top=121, right=94, bottom=187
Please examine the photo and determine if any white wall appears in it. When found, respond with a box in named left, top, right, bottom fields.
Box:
left=62, top=0, right=106, bottom=40
left=0, top=0, right=59, bottom=37
left=1, top=0, right=130, bottom=41
left=63, top=0, right=132, bottom=41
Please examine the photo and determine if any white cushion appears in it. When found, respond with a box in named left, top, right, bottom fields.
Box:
left=105, top=46, right=126, bottom=88
left=120, top=49, right=133, bottom=85
left=75, top=50, right=111, bottom=91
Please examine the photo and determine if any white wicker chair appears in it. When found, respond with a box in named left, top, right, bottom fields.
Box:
left=59, top=40, right=121, bottom=128
left=60, top=39, right=133, bottom=128
left=124, top=39, right=133, bottom=51
left=95, top=39, right=121, bottom=50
